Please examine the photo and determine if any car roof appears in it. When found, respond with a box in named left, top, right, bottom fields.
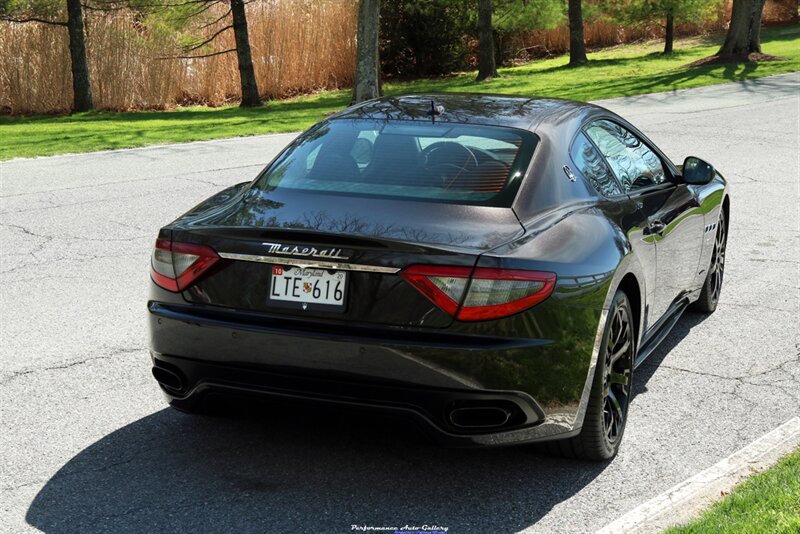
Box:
left=330, top=93, right=602, bottom=132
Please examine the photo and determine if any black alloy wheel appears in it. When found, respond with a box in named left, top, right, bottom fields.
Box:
left=709, top=212, right=727, bottom=303
left=547, top=290, right=635, bottom=461
left=693, top=210, right=727, bottom=313
left=601, top=300, right=634, bottom=448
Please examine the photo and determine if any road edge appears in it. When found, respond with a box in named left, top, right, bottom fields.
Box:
left=0, top=131, right=302, bottom=164
left=596, top=416, right=800, bottom=534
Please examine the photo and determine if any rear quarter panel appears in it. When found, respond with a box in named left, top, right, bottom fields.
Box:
left=432, top=202, right=649, bottom=431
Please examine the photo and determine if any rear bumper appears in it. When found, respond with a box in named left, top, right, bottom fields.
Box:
left=148, top=299, right=602, bottom=446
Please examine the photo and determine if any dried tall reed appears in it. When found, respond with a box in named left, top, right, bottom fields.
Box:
left=0, top=22, right=73, bottom=113
left=0, top=0, right=357, bottom=114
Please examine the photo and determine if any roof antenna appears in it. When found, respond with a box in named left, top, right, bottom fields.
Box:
left=426, top=100, right=443, bottom=123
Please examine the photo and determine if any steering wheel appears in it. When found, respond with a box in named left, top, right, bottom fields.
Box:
left=421, top=142, right=479, bottom=186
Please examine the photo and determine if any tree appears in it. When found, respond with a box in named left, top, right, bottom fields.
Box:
left=161, top=0, right=260, bottom=107
left=353, top=0, right=381, bottom=103
left=1, top=0, right=93, bottom=111
left=230, top=0, right=259, bottom=107
left=612, top=0, right=721, bottom=55
left=476, top=0, right=497, bottom=81
left=718, top=0, right=766, bottom=57
left=490, top=0, right=562, bottom=64
left=664, top=7, right=674, bottom=53
left=65, top=0, right=92, bottom=110
left=567, top=0, right=587, bottom=65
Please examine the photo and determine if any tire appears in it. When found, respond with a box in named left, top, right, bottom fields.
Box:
left=691, top=209, right=727, bottom=314
left=545, top=290, right=635, bottom=461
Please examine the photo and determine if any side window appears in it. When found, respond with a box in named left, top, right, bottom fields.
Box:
left=584, top=120, right=666, bottom=193
left=570, top=132, right=622, bottom=197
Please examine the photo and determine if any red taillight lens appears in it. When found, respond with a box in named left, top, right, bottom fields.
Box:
left=150, top=238, right=220, bottom=292
left=401, top=265, right=556, bottom=322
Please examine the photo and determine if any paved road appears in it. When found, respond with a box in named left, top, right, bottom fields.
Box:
left=1, top=73, right=798, bottom=533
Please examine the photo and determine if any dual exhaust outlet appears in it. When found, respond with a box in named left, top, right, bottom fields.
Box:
left=153, top=362, right=525, bottom=432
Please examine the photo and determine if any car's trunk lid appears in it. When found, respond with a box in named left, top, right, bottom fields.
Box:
left=171, top=189, right=525, bottom=328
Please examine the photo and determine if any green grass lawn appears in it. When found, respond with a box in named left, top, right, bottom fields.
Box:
left=666, top=448, right=800, bottom=534
left=1, top=25, right=798, bottom=160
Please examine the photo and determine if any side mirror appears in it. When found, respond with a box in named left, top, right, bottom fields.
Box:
left=682, top=156, right=715, bottom=185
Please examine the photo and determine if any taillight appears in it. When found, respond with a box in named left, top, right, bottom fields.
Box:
left=150, top=238, right=220, bottom=292
left=401, top=265, right=556, bottom=321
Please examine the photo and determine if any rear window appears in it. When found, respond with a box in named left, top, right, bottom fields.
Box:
left=252, top=119, right=538, bottom=207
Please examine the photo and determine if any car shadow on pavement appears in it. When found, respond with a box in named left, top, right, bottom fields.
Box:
left=633, top=310, right=710, bottom=394
left=25, top=310, right=712, bottom=533
left=26, top=396, right=609, bottom=533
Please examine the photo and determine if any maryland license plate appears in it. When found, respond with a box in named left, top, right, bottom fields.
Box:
left=269, top=266, right=347, bottom=311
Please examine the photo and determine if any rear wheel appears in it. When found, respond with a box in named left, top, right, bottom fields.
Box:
left=546, top=291, right=635, bottom=461
left=692, top=210, right=727, bottom=313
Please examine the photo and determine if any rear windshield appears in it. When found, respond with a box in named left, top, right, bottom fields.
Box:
left=252, top=119, right=538, bottom=207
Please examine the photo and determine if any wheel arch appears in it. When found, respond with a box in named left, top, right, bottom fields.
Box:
left=722, top=194, right=730, bottom=230
left=616, top=272, right=642, bottom=349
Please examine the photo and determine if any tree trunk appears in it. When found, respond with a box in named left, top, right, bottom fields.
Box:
left=717, top=0, right=766, bottom=56
left=493, top=29, right=503, bottom=68
left=664, top=11, right=674, bottom=54
left=231, top=0, right=260, bottom=107
left=568, top=0, right=588, bottom=66
left=748, top=0, right=765, bottom=52
left=352, top=0, right=381, bottom=104
left=65, top=0, right=92, bottom=112
left=476, top=0, right=497, bottom=81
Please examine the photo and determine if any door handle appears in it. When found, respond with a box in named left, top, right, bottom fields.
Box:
left=645, top=220, right=666, bottom=236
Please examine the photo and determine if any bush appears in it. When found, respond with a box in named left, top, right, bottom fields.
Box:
left=380, top=0, right=472, bottom=77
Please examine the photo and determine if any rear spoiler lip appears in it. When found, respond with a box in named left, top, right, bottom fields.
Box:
left=168, top=221, right=527, bottom=256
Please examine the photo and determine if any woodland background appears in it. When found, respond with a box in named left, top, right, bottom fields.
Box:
left=1, top=0, right=796, bottom=114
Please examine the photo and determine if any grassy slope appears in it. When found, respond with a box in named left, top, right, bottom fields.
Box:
left=666, top=448, right=800, bottom=534
left=1, top=25, right=798, bottom=160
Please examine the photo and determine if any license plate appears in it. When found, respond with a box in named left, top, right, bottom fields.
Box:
left=269, top=266, right=347, bottom=311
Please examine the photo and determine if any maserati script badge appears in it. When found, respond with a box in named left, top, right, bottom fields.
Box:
left=262, top=242, right=350, bottom=260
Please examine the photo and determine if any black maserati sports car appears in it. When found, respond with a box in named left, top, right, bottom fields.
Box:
left=148, top=94, right=728, bottom=460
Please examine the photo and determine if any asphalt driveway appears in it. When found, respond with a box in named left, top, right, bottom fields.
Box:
left=1, top=72, right=798, bottom=533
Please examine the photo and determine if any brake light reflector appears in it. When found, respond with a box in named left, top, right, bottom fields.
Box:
left=399, top=266, right=472, bottom=316
left=401, top=265, right=556, bottom=321
left=150, top=238, right=220, bottom=292
left=458, top=268, right=556, bottom=321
